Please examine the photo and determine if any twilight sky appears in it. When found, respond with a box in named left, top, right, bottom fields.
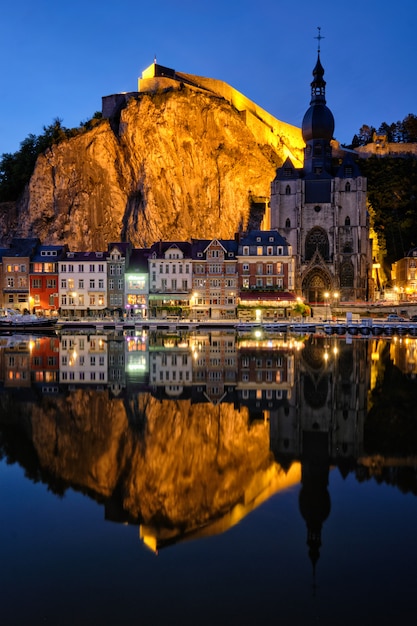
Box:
left=1, top=0, right=417, bottom=155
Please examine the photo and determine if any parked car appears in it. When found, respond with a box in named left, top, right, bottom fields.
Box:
left=387, top=314, right=405, bottom=322
left=410, top=315, right=417, bottom=322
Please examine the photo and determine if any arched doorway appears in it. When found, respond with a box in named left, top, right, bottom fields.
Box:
left=302, top=270, right=331, bottom=304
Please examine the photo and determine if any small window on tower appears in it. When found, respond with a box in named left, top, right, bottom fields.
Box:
left=285, top=185, right=291, bottom=195
left=345, top=182, right=351, bottom=192
left=285, top=218, right=291, bottom=228
left=314, top=205, right=321, bottom=213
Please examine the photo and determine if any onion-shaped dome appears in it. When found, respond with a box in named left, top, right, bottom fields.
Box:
left=301, top=53, right=335, bottom=142
left=302, top=104, right=335, bottom=142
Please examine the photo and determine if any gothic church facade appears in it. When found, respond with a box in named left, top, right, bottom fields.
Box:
left=270, top=51, right=372, bottom=303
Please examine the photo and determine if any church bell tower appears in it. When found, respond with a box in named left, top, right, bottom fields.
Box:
left=270, top=30, right=371, bottom=303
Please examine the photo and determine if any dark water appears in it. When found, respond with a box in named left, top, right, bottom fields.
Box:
left=0, top=330, right=416, bottom=625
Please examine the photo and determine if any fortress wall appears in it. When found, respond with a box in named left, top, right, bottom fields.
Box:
left=177, top=72, right=304, bottom=143
left=138, top=76, right=181, bottom=93
left=102, top=92, right=138, bottom=118
left=241, top=110, right=303, bottom=166
left=356, top=142, right=417, bottom=157
left=105, top=66, right=305, bottom=164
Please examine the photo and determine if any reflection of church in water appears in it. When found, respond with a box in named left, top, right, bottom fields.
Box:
left=270, top=336, right=370, bottom=570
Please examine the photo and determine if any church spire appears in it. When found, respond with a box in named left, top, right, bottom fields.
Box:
left=310, top=28, right=327, bottom=105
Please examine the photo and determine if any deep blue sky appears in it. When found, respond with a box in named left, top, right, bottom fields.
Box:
left=1, top=0, right=417, bottom=155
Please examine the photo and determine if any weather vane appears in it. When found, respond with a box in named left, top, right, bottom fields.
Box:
left=314, top=26, right=324, bottom=53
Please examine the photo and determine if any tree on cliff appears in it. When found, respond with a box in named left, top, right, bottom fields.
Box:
left=0, top=115, right=102, bottom=203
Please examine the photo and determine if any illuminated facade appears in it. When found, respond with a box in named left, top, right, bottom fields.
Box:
left=148, top=242, right=192, bottom=319
left=58, top=251, right=108, bottom=316
left=391, top=247, right=417, bottom=300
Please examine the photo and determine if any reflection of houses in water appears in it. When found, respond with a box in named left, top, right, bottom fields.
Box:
left=2, top=336, right=31, bottom=388
left=59, top=333, right=108, bottom=386
left=124, top=331, right=148, bottom=388
left=149, top=331, right=192, bottom=398
left=389, top=337, right=417, bottom=378
left=191, top=331, right=237, bottom=404
left=107, top=332, right=127, bottom=395
left=235, top=335, right=301, bottom=420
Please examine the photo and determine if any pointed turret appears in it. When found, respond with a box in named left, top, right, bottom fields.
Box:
left=301, top=33, right=335, bottom=175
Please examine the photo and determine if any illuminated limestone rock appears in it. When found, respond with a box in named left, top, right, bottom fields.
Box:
left=9, top=66, right=304, bottom=250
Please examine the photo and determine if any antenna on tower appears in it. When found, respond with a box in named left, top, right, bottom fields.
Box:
left=314, top=26, right=324, bottom=53
left=154, top=54, right=157, bottom=64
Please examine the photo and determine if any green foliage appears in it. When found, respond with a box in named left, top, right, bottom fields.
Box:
left=0, top=115, right=103, bottom=202
left=292, top=302, right=311, bottom=317
left=360, top=156, right=417, bottom=267
left=348, top=114, right=417, bottom=147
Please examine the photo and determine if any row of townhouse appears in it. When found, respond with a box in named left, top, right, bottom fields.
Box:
left=0, top=230, right=296, bottom=320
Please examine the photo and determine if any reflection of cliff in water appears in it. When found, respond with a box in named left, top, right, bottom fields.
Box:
left=0, top=386, right=300, bottom=548
left=0, top=334, right=417, bottom=553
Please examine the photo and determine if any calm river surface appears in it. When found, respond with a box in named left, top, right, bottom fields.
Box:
left=0, top=329, right=416, bottom=625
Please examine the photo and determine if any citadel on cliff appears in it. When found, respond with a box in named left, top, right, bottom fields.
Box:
left=0, top=44, right=374, bottom=315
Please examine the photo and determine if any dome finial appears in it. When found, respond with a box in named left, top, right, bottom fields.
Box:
left=314, top=26, right=324, bottom=54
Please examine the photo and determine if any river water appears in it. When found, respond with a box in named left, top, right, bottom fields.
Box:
left=0, top=330, right=416, bottom=625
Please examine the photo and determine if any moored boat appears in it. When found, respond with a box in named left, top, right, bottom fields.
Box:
left=0, top=309, right=58, bottom=331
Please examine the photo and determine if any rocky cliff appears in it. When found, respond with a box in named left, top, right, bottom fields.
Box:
left=3, top=84, right=304, bottom=250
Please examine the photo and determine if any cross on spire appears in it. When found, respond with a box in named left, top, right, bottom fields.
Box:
left=314, top=26, right=324, bottom=53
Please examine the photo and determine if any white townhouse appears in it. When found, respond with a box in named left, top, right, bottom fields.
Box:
left=58, top=251, right=108, bottom=317
left=148, top=242, right=193, bottom=319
